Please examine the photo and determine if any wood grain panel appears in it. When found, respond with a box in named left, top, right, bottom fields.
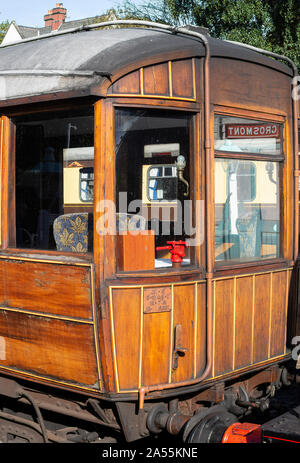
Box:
left=172, top=59, right=194, bottom=99
left=109, top=70, right=140, bottom=94
left=0, top=260, right=92, bottom=319
left=0, top=310, right=98, bottom=386
left=235, top=276, right=253, bottom=369
left=211, top=58, right=291, bottom=113
left=112, top=288, right=140, bottom=390
left=142, top=311, right=170, bottom=386
left=214, top=278, right=234, bottom=375
left=196, top=282, right=206, bottom=376
left=253, top=273, right=271, bottom=363
left=171, top=284, right=195, bottom=383
left=143, top=63, right=169, bottom=96
left=270, top=271, right=289, bottom=357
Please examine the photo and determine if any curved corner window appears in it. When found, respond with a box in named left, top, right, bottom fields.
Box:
left=214, top=114, right=282, bottom=264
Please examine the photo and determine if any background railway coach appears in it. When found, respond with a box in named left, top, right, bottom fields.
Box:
left=0, top=20, right=298, bottom=443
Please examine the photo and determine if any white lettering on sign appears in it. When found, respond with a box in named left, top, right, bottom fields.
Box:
left=225, top=123, right=279, bottom=139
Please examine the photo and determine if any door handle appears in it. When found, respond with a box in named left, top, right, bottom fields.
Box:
left=172, top=324, right=188, bottom=370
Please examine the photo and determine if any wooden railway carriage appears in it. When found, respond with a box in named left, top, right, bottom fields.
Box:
left=0, top=20, right=298, bottom=443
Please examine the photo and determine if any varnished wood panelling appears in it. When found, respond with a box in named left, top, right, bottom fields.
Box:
left=172, top=59, right=194, bottom=99
left=211, top=58, right=291, bottom=114
left=0, top=310, right=98, bottom=387
left=142, top=311, right=170, bottom=386
left=270, top=270, right=290, bottom=357
left=110, top=70, right=140, bottom=94
left=112, top=288, right=141, bottom=390
left=0, top=260, right=92, bottom=319
left=108, top=59, right=196, bottom=102
left=196, top=282, right=207, bottom=376
left=234, top=276, right=253, bottom=369
left=171, top=284, right=195, bottom=383
left=253, top=273, right=271, bottom=363
left=213, top=278, right=235, bottom=376
left=143, top=63, right=169, bottom=96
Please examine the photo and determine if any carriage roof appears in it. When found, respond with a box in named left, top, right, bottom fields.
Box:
left=0, top=26, right=292, bottom=106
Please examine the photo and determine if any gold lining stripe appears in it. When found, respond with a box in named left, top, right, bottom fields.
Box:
left=168, top=61, right=173, bottom=97
left=140, top=68, right=144, bottom=96
left=268, top=272, right=273, bottom=358
left=109, top=280, right=206, bottom=290
left=90, top=264, right=102, bottom=391
left=109, top=286, right=120, bottom=393
left=232, top=277, right=237, bottom=371
left=192, top=58, right=196, bottom=100
left=251, top=275, right=255, bottom=364
left=212, top=280, right=216, bottom=378
left=138, top=287, right=144, bottom=388
left=0, top=366, right=99, bottom=392
left=108, top=93, right=197, bottom=102
left=0, top=306, right=93, bottom=324
left=284, top=270, right=290, bottom=354
left=168, top=284, right=174, bottom=383
left=193, top=282, right=198, bottom=378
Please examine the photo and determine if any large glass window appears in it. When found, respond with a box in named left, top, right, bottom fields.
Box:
left=15, top=108, right=94, bottom=253
left=114, top=108, right=196, bottom=271
left=214, top=114, right=282, bottom=263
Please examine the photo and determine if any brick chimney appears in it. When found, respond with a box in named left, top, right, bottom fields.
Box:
left=44, top=3, right=67, bottom=31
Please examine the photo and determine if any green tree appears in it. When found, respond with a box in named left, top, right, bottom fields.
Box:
left=117, top=0, right=300, bottom=69
left=0, top=20, right=9, bottom=44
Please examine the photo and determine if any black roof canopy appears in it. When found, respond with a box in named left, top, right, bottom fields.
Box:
left=0, top=27, right=292, bottom=106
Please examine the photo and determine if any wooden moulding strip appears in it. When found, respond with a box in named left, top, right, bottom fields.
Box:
left=268, top=272, right=273, bottom=358
left=192, top=58, right=196, bottom=100
left=193, top=282, right=198, bottom=378
left=232, top=276, right=237, bottom=371
left=283, top=269, right=290, bottom=355
left=108, top=93, right=197, bottom=102
left=90, top=264, right=103, bottom=391
left=0, top=366, right=99, bottom=393
left=138, top=286, right=144, bottom=389
left=0, top=254, right=92, bottom=267
left=108, top=286, right=120, bottom=393
left=0, top=306, right=93, bottom=324
left=212, top=280, right=216, bottom=378
left=0, top=118, right=3, bottom=248
left=168, top=283, right=174, bottom=384
left=251, top=274, right=255, bottom=364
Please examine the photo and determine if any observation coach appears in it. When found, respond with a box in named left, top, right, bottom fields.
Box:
left=0, top=20, right=298, bottom=444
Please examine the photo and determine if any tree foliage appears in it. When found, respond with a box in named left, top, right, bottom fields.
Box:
left=0, top=20, right=9, bottom=44
left=116, top=0, right=300, bottom=69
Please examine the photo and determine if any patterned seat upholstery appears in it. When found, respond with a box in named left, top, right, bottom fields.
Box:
left=53, top=213, right=91, bottom=253
left=53, top=212, right=146, bottom=253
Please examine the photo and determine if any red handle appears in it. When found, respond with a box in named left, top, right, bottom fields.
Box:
left=156, top=240, right=188, bottom=265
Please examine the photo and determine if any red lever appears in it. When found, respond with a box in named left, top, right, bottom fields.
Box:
left=156, top=240, right=188, bottom=267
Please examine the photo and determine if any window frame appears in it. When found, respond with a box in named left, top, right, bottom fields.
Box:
left=213, top=107, right=286, bottom=270
left=112, top=103, right=202, bottom=276
left=2, top=102, right=96, bottom=260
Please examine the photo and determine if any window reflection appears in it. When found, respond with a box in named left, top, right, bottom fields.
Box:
left=215, top=159, right=280, bottom=261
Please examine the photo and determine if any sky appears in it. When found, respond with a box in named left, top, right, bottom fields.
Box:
left=0, top=0, right=125, bottom=27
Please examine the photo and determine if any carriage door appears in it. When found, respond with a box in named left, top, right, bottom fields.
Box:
left=110, top=107, right=206, bottom=390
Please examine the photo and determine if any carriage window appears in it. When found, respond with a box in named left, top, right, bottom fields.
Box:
left=215, top=115, right=282, bottom=155
left=114, top=108, right=196, bottom=271
left=15, top=109, right=94, bottom=252
left=214, top=115, right=282, bottom=263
